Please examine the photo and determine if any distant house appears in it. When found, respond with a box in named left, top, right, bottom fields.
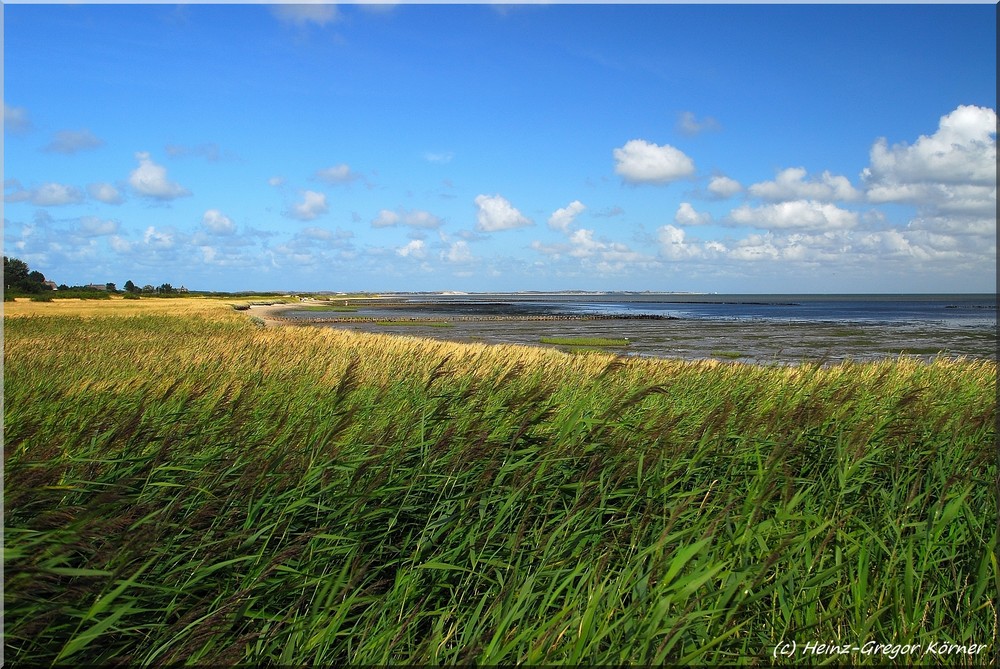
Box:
left=178, top=285, right=189, bottom=293
left=42, top=280, right=57, bottom=290
left=85, top=283, right=108, bottom=291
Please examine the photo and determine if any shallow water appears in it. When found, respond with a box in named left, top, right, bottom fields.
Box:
left=282, top=293, right=997, bottom=364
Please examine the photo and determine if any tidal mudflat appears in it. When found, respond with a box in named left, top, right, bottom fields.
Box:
left=270, top=294, right=997, bottom=364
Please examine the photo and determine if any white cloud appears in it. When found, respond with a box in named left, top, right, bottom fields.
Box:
left=613, top=139, right=695, bottom=184
left=44, top=129, right=104, bottom=154
left=675, top=202, right=712, bottom=226
left=371, top=209, right=400, bottom=228
left=77, top=216, right=119, bottom=237
left=315, top=164, right=361, bottom=185
left=444, top=240, right=473, bottom=263
left=748, top=167, right=861, bottom=202
left=707, top=175, right=742, bottom=199
left=567, top=228, right=602, bottom=258
left=729, top=200, right=859, bottom=231
left=905, top=211, right=996, bottom=236
left=202, top=209, right=236, bottom=235
left=286, top=190, right=329, bottom=221
left=88, top=182, right=124, bottom=205
left=128, top=152, right=191, bottom=200
left=727, top=234, right=782, bottom=262
left=860, top=105, right=997, bottom=244
left=371, top=208, right=443, bottom=229
left=143, top=226, right=175, bottom=249
left=677, top=111, right=720, bottom=136
left=405, top=210, right=443, bottom=229
left=4, top=103, right=32, bottom=134
left=4, top=181, right=85, bottom=206
left=548, top=200, right=586, bottom=232
left=109, top=235, right=133, bottom=254
left=396, top=239, right=426, bottom=259
left=270, top=4, right=339, bottom=27
left=863, top=105, right=996, bottom=188
left=268, top=176, right=286, bottom=187
left=657, top=224, right=705, bottom=260
left=474, top=194, right=533, bottom=232
left=537, top=227, right=653, bottom=273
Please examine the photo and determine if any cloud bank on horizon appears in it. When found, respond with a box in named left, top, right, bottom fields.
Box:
left=3, top=4, right=996, bottom=293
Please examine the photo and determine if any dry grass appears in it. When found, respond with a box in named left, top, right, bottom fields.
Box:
left=3, top=295, right=240, bottom=320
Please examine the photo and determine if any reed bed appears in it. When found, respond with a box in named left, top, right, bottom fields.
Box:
left=4, top=301, right=997, bottom=665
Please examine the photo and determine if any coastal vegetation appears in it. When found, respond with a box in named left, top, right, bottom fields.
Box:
left=4, top=298, right=997, bottom=665
left=540, top=336, right=631, bottom=347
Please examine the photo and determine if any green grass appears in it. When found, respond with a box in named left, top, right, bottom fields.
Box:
left=541, top=336, right=630, bottom=347
left=711, top=350, right=745, bottom=359
left=4, top=306, right=997, bottom=665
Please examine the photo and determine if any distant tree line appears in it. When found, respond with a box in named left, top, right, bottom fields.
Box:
left=3, top=256, right=185, bottom=300
left=122, top=280, right=183, bottom=295
left=3, top=256, right=51, bottom=294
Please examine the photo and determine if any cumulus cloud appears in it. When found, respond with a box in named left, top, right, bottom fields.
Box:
left=729, top=200, right=859, bottom=231
left=726, top=233, right=782, bottom=262
left=613, top=139, right=695, bottom=184
left=474, top=194, right=533, bottom=232
left=286, top=190, right=328, bottom=221
left=548, top=200, right=586, bottom=232
left=371, top=208, right=443, bottom=229
left=749, top=167, right=861, bottom=202
left=88, top=182, right=124, bottom=205
left=4, top=180, right=85, bottom=206
left=674, top=202, right=712, bottom=226
left=566, top=228, right=603, bottom=258
left=396, top=239, right=426, bottom=259
left=677, top=111, right=721, bottom=136
left=4, top=103, right=32, bottom=135
left=143, top=225, right=176, bottom=249
left=656, top=224, right=715, bottom=260
left=43, top=129, right=104, bottom=154
left=77, top=216, right=119, bottom=237
left=270, top=4, right=339, bottom=27
left=315, top=164, right=362, bottom=185
left=863, top=105, right=996, bottom=189
left=202, top=209, right=236, bottom=235
left=707, top=175, right=742, bottom=199
left=534, top=225, right=652, bottom=274
left=371, top=210, right=400, bottom=228
left=444, top=240, right=473, bottom=263
left=860, top=105, right=996, bottom=240
left=129, top=152, right=191, bottom=200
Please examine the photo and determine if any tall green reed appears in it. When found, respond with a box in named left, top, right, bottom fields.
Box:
left=5, top=312, right=996, bottom=664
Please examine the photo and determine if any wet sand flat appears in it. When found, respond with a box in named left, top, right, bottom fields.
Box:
left=261, top=298, right=997, bottom=364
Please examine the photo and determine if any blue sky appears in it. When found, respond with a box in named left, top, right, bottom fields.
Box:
left=3, top=3, right=996, bottom=293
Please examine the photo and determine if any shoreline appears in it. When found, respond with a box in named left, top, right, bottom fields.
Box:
left=248, top=302, right=997, bottom=365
